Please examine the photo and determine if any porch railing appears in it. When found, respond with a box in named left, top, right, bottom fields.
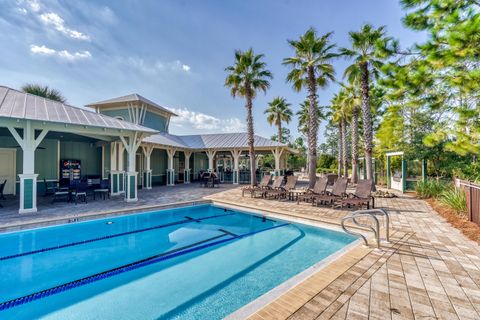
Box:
left=454, top=178, right=480, bottom=226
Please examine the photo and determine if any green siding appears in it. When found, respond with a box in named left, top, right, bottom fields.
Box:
left=193, top=152, right=208, bottom=179
left=60, top=141, right=102, bottom=176
left=129, top=175, right=135, bottom=198
left=142, top=111, right=169, bottom=132
left=151, top=149, right=167, bottom=185
left=100, top=109, right=131, bottom=122
left=23, top=178, right=33, bottom=209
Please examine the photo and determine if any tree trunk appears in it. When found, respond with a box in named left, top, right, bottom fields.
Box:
left=307, top=67, right=318, bottom=188
left=351, top=106, right=359, bottom=183
left=277, top=117, right=282, bottom=144
left=338, top=123, right=343, bottom=177
left=342, top=117, right=348, bottom=178
left=245, top=86, right=257, bottom=186
left=360, top=61, right=374, bottom=184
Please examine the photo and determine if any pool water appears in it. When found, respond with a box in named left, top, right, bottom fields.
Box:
left=0, top=204, right=356, bottom=319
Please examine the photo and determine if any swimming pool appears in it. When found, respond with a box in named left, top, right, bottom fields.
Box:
left=0, top=204, right=357, bottom=319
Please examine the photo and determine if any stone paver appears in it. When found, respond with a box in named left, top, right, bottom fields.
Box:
left=1, top=183, right=479, bottom=319
left=205, top=187, right=480, bottom=320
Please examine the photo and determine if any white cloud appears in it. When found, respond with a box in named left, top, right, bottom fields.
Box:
left=127, top=58, right=191, bottom=74
left=30, top=44, right=91, bottom=61
left=168, top=107, right=245, bottom=134
left=30, top=44, right=55, bottom=55
left=27, top=0, right=41, bottom=12
left=40, top=12, right=90, bottom=40
left=58, top=50, right=92, bottom=61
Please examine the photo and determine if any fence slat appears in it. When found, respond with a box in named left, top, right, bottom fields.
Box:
left=454, top=178, right=480, bottom=226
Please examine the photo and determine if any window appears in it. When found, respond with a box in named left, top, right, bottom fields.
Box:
left=114, top=116, right=124, bottom=121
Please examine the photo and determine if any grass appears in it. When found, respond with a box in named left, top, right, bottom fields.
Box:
left=415, top=179, right=448, bottom=199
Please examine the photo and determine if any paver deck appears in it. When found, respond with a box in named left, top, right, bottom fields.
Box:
left=205, top=187, right=480, bottom=320
left=1, top=183, right=479, bottom=319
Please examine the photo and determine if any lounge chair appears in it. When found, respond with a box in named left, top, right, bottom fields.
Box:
left=264, top=175, right=298, bottom=200
left=312, top=177, right=348, bottom=207
left=242, top=174, right=271, bottom=197
left=252, top=175, right=283, bottom=198
left=297, top=177, right=328, bottom=204
left=337, top=179, right=374, bottom=209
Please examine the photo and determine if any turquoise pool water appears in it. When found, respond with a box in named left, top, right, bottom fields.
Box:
left=0, top=204, right=356, bottom=319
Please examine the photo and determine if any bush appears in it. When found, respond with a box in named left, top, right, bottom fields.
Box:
left=439, top=187, right=467, bottom=216
left=415, top=179, right=448, bottom=199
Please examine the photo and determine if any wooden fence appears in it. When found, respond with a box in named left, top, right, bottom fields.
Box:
left=455, top=178, right=480, bottom=225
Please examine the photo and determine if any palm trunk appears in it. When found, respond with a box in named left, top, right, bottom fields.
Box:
left=341, top=117, right=348, bottom=178
left=278, top=118, right=282, bottom=144
left=337, top=123, right=343, bottom=177
left=360, top=61, right=374, bottom=184
left=307, top=67, right=318, bottom=188
left=351, top=106, right=359, bottom=183
left=245, top=86, right=256, bottom=186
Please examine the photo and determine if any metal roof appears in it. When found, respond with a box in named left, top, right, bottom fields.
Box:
left=0, top=86, right=157, bottom=133
left=85, top=93, right=177, bottom=116
left=143, top=132, right=287, bottom=150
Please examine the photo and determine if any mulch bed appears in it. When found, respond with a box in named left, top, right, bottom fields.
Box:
left=426, top=198, right=480, bottom=245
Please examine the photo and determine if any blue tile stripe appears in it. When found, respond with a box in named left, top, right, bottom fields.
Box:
left=0, top=222, right=289, bottom=311
left=0, top=212, right=235, bottom=261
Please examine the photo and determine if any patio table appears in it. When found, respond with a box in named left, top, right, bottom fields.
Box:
left=288, top=189, right=307, bottom=201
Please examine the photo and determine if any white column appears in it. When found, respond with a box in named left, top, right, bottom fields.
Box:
left=231, top=149, right=242, bottom=185
left=120, top=133, right=142, bottom=202
left=206, top=150, right=216, bottom=172
left=272, top=147, right=284, bottom=176
left=7, top=121, right=48, bottom=214
left=142, top=145, right=154, bottom=189
left=184, top=150, right=192, bottom=184
left=166, top=148, right=176, bottom=186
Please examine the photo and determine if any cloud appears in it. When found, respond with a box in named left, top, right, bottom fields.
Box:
left=127, top=58, right=191, bottom=75
left=58, top=50, right=92, bottom=61
left=168, top=107, right=245, bottom=133
left=40, top=12, right=90, bottom=40
left=30, top=44, right=91, bottom=61
left=30, top=44, right=55, bottom=55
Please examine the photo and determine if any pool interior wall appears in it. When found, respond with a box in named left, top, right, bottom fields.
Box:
left=0, top=204, right=357, bottom=320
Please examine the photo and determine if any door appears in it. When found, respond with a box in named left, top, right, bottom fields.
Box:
left=0, top=148, right=16, bottom=195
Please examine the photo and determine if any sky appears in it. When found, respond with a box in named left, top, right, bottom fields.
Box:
left=0, top=0, right=426, bottom=142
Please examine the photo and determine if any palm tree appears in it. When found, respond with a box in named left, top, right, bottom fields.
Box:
left=331, top=91, right=350, bottom=178
left=21, top=84, right=66, bottom=103
left=265, top=97, right=293, bottom=143
left=284, top=28, right=336, bottom=188
left=225, top=48, right=272, bottom=186
left=341, top=24, right=396, bottom=182
left=342, top=84, right=361, bottom=183
left=297, top=99, right=323, bottom=175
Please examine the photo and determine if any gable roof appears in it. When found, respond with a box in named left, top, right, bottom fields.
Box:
left=143, top=132, right=287, bottom=150
left=86, top=93, right=177, bottom=116
left=0, top=86, right=157, bottom=133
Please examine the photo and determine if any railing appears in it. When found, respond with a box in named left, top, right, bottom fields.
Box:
left=341, top=208, right=390, bottom=249
left=454, top=178, right=480, bottom=225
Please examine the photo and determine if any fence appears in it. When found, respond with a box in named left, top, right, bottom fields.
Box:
left=454, top=178, right=480, bottom=225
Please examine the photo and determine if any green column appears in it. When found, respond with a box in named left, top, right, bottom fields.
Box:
left=401, top=157, right=407, bottom=193
left=19, top=174, right=38, bottom=213
left=125, top=172, right=138, bottom=202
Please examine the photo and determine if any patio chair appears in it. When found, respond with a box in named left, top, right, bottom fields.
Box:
left=0, top=179, right=6, bottom=207
left=72, top=181, right=88, bottom=204
left=43, top=179, right=57, bottom=196
left=297, top=176, right=328, bottom=204
left=0, top=179, right=6, bottom=200
left=264, top=175, right=298, bottom=200
left=93, top=179, right=110, bottom=200
left=252, top=175, right=283, bottom=198
left=242, top=174, right=271, bottom=197
left=312, top=177, right=348, bottom=207
left=337, top=179, right=374, bottom=209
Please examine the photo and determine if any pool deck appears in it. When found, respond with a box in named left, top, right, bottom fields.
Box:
left=1, top=183, right=480, bottom=319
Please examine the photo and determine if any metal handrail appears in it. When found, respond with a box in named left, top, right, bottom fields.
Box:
left=341, top=208, right=390, bottom=249
left=350, top=208, right=390, bottom=243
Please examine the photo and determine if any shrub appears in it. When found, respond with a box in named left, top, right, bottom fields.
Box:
left=415, top=179, right=448, bottom=199
left=439, top=187, right=467, bottom=216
